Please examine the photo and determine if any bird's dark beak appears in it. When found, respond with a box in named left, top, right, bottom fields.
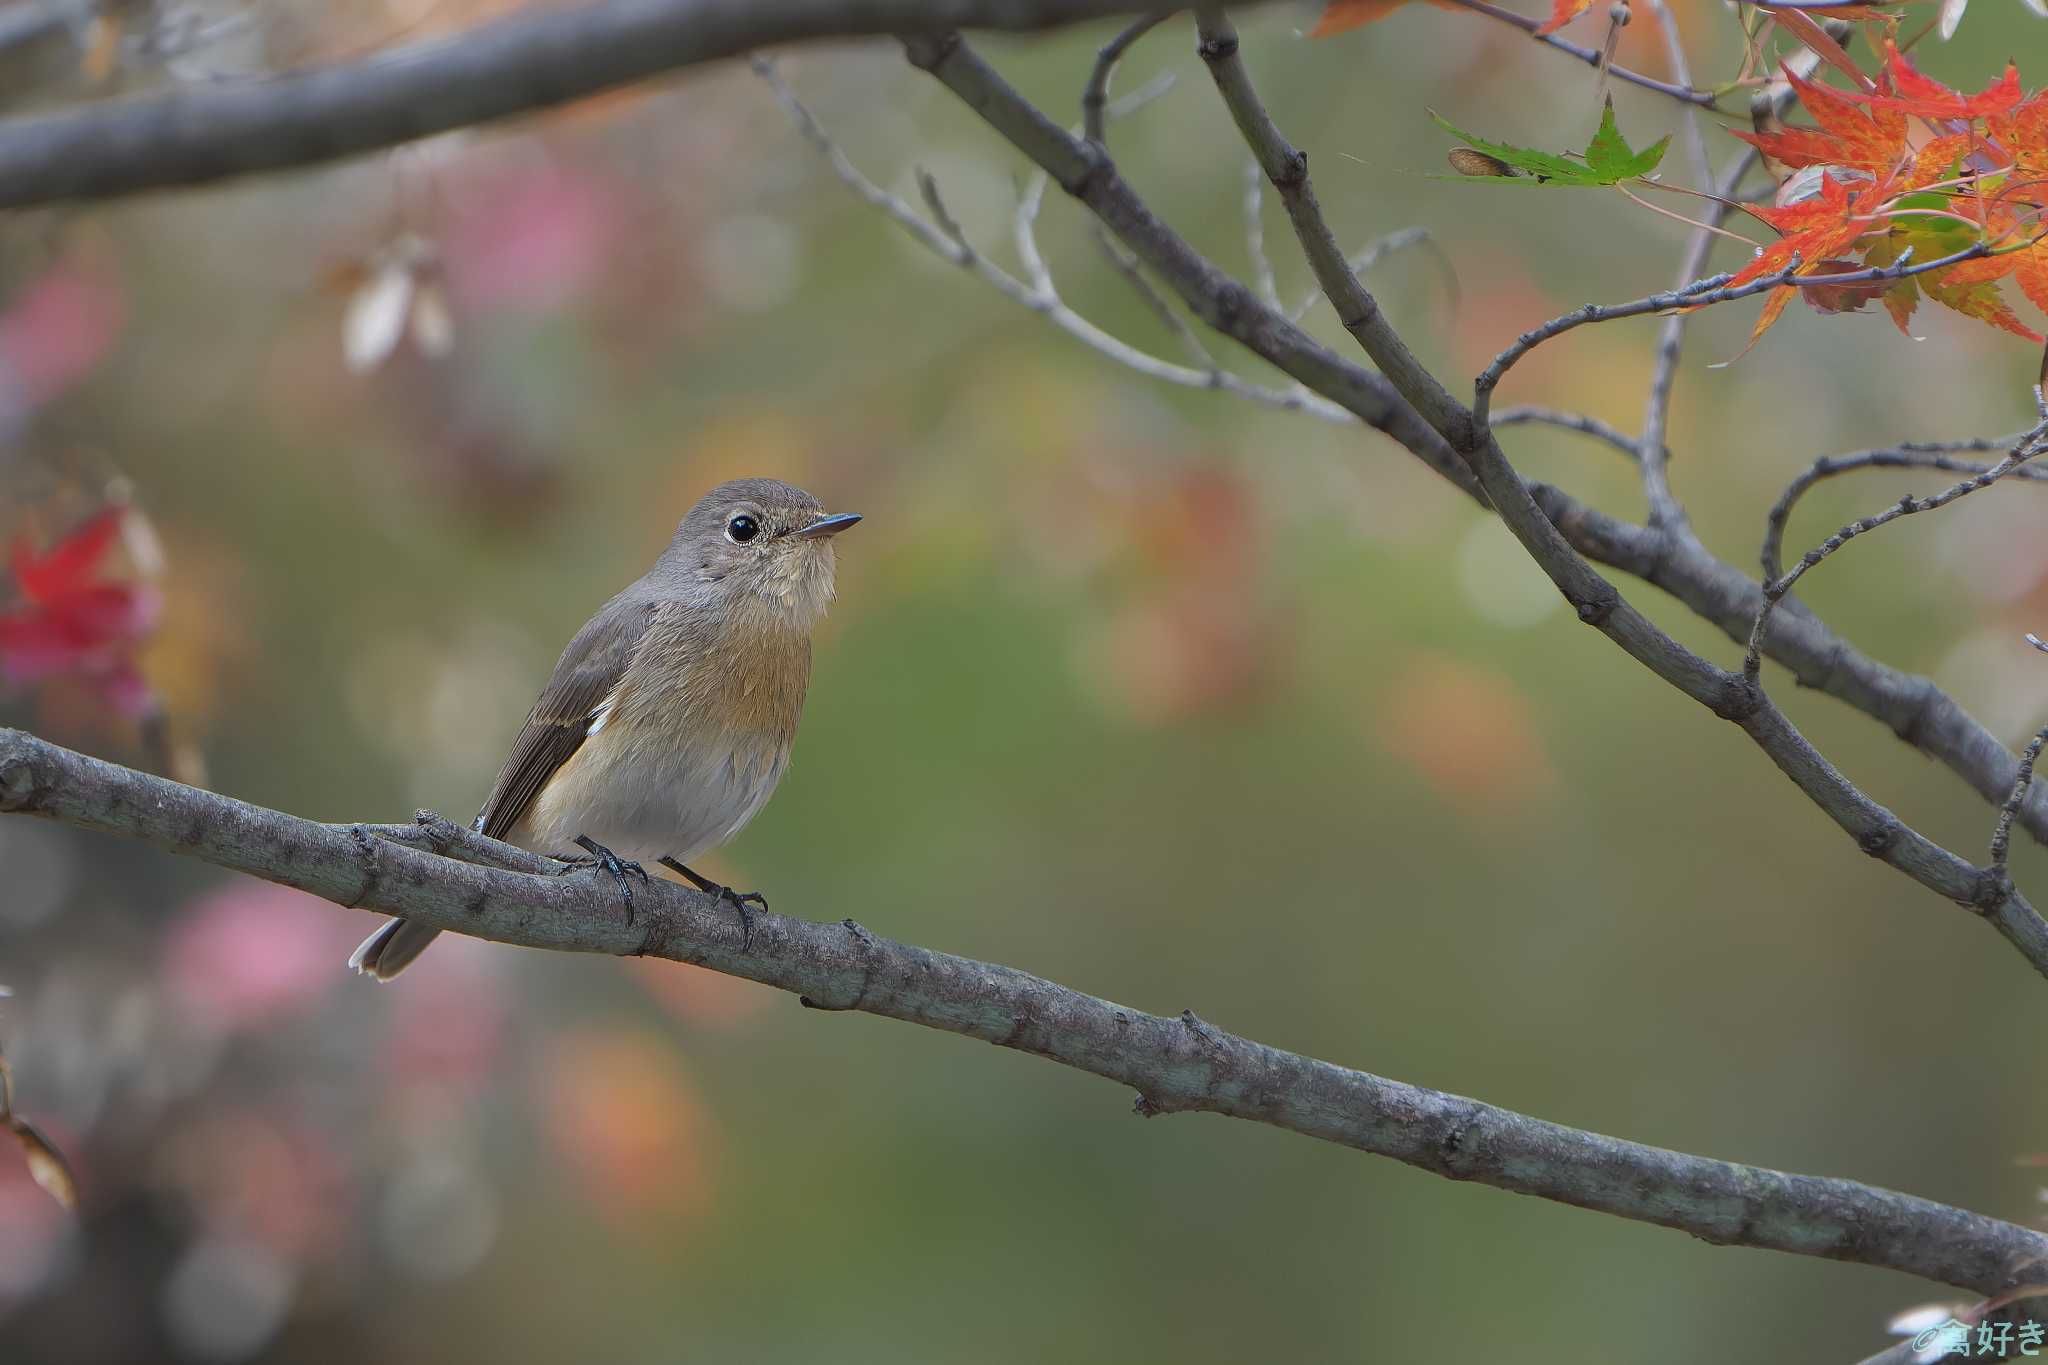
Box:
left=797, top=513, right=862, bottom=539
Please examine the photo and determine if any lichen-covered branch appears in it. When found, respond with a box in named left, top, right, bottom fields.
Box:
left=2, top=725, right=2045, bottom=1296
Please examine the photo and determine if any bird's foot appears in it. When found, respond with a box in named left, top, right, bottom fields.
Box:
left=565, top=835, right=649, bottom=921
left=659, top=856, right=767, bottom=952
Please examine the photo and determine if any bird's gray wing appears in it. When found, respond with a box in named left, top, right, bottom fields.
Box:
left=475, top=593, right=657, bottom=843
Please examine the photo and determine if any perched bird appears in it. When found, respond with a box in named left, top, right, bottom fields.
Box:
left=349, top=478, right=860, bottom=979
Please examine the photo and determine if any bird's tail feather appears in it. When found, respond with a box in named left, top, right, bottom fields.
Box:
left=348, top=918, right=442, bottom=981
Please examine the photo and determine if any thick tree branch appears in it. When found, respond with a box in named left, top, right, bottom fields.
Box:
left=3, top=725, right=2046, bottom=1297
left=0, top=0, right=1251, bottom=209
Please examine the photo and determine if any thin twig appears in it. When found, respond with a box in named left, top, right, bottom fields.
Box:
left=1089, top=229, right=1220, bottom=370
left=1645, top=0, right=1710, bottom=190
left=1473, top=242, right=2008, bottom=431
left=1243, top=155, right=1280, bottom=312
left=1746, top=401, right=2048, bottom=680
left=1193, top=9, right=1469, bottom=443
left=1493, top=405, right=1643, bottom=461
left=1075, top=14, right=1219, bottom=371
left=1284, top=226, right=1435, bottom=324
left=1440, top=0, right=1718, bottom=108
left=1634, top=149, right=1757, bottom=530
left=1627, top=0, right=1762, bottom=532
left=1993, top=728, right=2048, bottom=870
left=757, top=58, right=1348, bottom=423
left=1760, top=436, right=2043, bottom=582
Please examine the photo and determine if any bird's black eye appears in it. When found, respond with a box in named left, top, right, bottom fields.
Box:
left=726, top=514, right=760, bottom=544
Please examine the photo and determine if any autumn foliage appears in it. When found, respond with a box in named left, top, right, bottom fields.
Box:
left=1726, top=42, right=2048, bottom=345
left=1325, top=0, right=2048, bottom=353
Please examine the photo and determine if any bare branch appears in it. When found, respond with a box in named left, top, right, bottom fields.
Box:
left=900, top=31, right=1492, bottom=501
left=756, top=59, right=1347, bottom=422
left=4, top=725, right=2048, bottom=1296
left=897, top=28, right=2048, bottom=948
left=1137, top=20, right=2048, bottom=976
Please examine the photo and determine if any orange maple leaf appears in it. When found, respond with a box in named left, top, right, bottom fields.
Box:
left=1534, top=0, right=1594, bottom=35
left=1940, top=237, right=2048, bottom=317
left=1987, top=93, right=2048, bottom=195
left=1921, top=266, right=2044, bottom=339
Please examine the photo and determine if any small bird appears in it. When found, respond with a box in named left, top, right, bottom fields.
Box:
left=349, top=478, right=860, bottom=979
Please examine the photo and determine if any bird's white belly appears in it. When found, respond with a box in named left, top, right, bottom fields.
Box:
left=517, top=720, right=790, bottom=864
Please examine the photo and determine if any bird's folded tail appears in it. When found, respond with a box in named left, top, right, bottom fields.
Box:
left=348, top=918, right=443, bottom=981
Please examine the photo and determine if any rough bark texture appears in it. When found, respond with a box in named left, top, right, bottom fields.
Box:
left=3, top=726, right=2045, bottom=1298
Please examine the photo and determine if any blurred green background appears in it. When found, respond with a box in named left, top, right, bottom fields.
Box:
left=3, top=2, right=2048, bottom=1361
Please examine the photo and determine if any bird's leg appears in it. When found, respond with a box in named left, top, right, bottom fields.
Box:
left=564, top=835, right=649, bottom=917
left=658, top=856, right=767, bottom=952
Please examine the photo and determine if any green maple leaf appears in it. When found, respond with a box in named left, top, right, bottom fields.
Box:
left=1430, top=98, right=1670, bottom=187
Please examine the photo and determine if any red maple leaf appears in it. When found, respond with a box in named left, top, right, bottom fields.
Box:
left=0, top=505, right=160, bottom=717
left=1856, top=41, right=2025, bottom=121
left=1731, top=67, right=1909, bottom=185
left=1938, top=234, right=2048, bottom=318
left=1309, top=0, right=1457, bottom=36
left=1724, top=174, right=1888, bottom=348
left=1732, top=174, right=1884, bottom=288
left=1721, top=42, right=2048, bottom=352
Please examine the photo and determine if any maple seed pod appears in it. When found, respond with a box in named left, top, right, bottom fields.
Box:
left=1448, top=147, right=1518, bottom=178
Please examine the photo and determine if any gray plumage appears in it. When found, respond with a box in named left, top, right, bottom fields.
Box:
left=350, top=478, right=858, bottom=980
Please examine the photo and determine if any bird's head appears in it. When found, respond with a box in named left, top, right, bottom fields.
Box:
left=670, top=477, right=860, bottom=629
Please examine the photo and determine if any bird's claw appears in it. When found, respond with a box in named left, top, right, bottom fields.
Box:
left=569, top=835, right=648, bottom=921
left=658, top=856, right=766, bottom=952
